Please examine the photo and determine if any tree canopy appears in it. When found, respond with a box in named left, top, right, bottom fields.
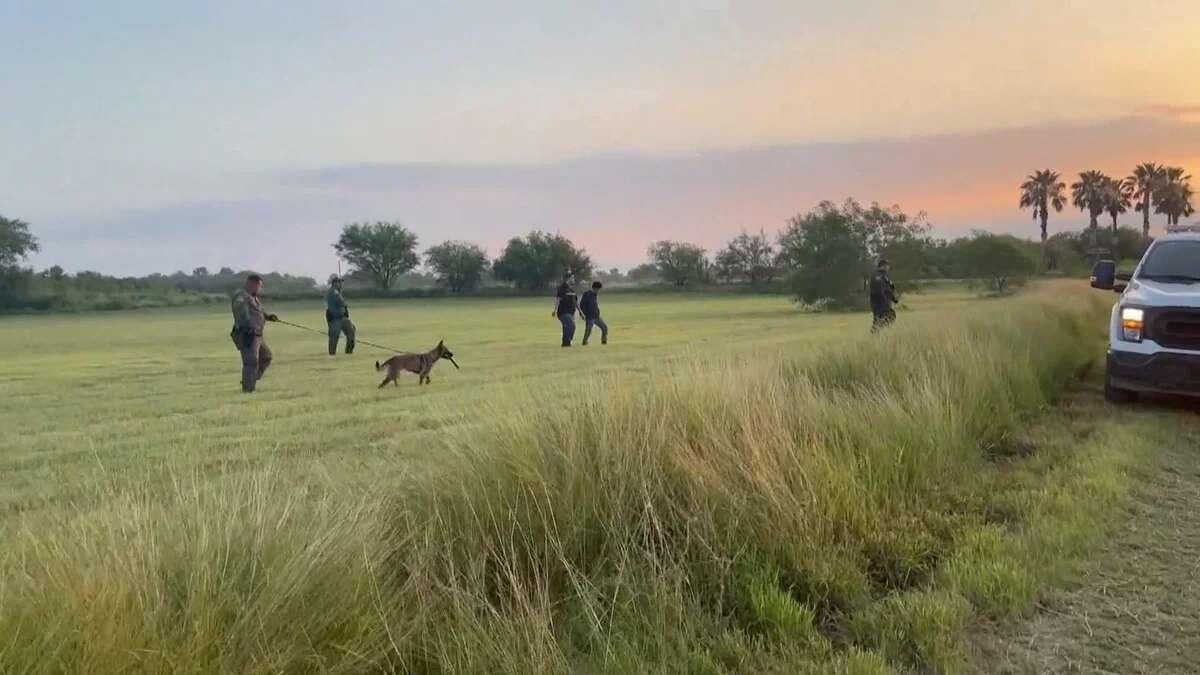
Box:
left=714, top=230, right=777, bottom=286
left=647, top=241, right=708, bottom=287
left=0, top=215, right=39, bottom=269
left=777, top=201, right=871, bottom=308
left=1019, top=169, right=1067, bottom=269
left=1154, top=167, right=1195, bottom=226
left=492, top=231, right=593, bottom=291
left=626, top=263, right=660, bottom=283
left=1071, top=170, right=1109, bottom=232
left=333, top=222, right=420, bottom=290
left=1101, top=176, right=1132, bottom=234
left=1128, top=163, right=1166, bottom=237
left=855, top=200, right=935, bottom=285
left=1019, top=169, right=1067, bottom=245
left=945, top=233, right=1038, bottom=294
left=424, top=241, right=490, bottom=293
left=775, top=199, right=938, bottom=308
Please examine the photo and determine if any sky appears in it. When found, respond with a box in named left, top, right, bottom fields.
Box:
left=2, top=0, right=1199, bottom=277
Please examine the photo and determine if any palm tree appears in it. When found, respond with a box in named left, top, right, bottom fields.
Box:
left=1127, top=162, right=1165, bottom=238
left=1154, top=167, right=1195, bottom=226
left=1018, top=169, right=1066, bottom=264
left=1102, top=176, right=1131, bottom=235
left=1071, top=170, right=1108, bottom=248
left=1181, top=184, right=1196, bottom=225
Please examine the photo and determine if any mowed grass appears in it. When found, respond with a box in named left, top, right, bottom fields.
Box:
left=0, top=283, right=1168, bottom=673
left=0, top=291, right=958, bottom=524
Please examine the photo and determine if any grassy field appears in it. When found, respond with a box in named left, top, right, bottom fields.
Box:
left=0, top=284, right=1175, bottom=673
left=0, top=291, right=941, bottom=523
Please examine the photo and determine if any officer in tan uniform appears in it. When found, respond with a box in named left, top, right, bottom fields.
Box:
left=230, top=274, right=279, bottom=392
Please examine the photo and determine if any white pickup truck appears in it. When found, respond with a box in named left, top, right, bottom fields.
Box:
left=1090, top=224, right=1200, bottom=402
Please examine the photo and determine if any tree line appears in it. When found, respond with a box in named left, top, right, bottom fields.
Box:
left=637, top=200, right=1050, bottom=307
left=332, top=223, right=592, bottom=292
left=335, top=201, right=1084, bottom=309
left=3, top=181, right=1176, bottom=315
left=1019, top=163, right=1194, bottom=267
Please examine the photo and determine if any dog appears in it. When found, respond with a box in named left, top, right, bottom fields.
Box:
left=375, top=340, right=459, bottom=387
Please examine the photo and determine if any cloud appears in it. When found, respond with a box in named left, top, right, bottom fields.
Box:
left=1140, top=104, right=1200, bottom=122
left=31, top=116, right=1200, bottom=277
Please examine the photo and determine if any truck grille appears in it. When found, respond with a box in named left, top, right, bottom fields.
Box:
left=1147, top=308, right=1200, bottom=351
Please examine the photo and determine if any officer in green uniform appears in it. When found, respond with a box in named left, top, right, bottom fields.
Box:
left=325, top=274, right=356, bottom=355
left=230, top=274, right=278, bottom=392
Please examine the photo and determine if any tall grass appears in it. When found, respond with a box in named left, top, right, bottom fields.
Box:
left=1, top=288, right=1128, bottom=673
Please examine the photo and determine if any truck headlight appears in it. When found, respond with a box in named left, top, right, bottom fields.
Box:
left=1120, top=307, right=1144, bottom=342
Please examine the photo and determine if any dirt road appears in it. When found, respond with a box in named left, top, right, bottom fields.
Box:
left=979, top=399, right=1200, bottom=673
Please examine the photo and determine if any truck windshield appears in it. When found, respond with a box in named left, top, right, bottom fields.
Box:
left=1137, top=241, right=1200, bottom=283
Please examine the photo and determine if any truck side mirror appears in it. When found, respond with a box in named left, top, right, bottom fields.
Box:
left=1090, top=260, right=1116, bottom=290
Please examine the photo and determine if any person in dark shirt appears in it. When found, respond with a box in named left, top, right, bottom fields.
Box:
left=868, top=258, right=897, bottom=332
left=552, top=272, right=579, bottom=347
left=579, top=281, right=608, bottom=345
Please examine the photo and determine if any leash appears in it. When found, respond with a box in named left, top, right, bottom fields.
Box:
left=272, top=318, right=405, bottom=354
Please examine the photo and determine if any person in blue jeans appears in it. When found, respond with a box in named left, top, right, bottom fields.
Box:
left=552, top=273, right=579, bottom=347
left=579, top=280, right=608, bottom=345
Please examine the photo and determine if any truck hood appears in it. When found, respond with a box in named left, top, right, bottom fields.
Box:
left=1123, top=279, right=1200, bottom=308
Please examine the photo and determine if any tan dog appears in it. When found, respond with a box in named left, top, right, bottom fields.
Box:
left=375, top=340, right=459, bottom=387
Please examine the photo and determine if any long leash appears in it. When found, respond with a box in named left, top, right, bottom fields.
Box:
left=273, top=318, right=404, bottom=355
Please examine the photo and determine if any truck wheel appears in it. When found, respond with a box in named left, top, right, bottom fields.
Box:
left=1104, top=372, right=1137, bottom=404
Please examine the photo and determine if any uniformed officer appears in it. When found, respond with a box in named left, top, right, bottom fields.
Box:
left=230, top=274, right=278, bottom=392
left=325, top=275, right=356, bottom=355
left=869, top=258, right=897, bottom=332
